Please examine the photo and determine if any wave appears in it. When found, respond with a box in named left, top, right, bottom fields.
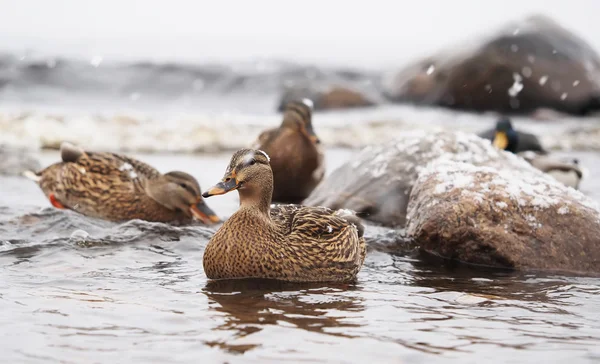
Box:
left=0, top=206, right=419, bottom=260
left=0, top=207, right=215, bottom=256
left=1, top=105, right=600, bottom=153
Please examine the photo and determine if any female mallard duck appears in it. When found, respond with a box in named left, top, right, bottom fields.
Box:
left=479, top=117, right=547, bottom=154
left=23, top=142, right=220, bottom=224
left=201, top=148, right=366, bottom=283
left=252, top=98, right=324, bottom=203
left=518, top=151, right=583, bottom=189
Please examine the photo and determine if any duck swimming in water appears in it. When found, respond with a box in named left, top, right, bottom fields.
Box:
left=201, top=148, right=366, bottom=283
left=24, top=142, right=220, bottom=224
left=252, top=99, right=325, bottom=204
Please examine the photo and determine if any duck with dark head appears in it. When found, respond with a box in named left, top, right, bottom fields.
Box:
left=479, top=117, right=547, bottom=154
left=252, top=99, right=324, bottom=204
left=201, top=148, right=366, bottom=283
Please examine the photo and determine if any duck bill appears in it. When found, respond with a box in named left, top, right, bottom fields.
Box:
left=202, top=178, right=238, bottom=198
left=493, top=131, right=508, bottom=150
left=304, top=124, right=320, bottom=144
left=190, top=200, right=220, bottom=224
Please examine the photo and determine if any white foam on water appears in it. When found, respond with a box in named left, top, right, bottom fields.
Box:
left=1, top=105, right=599, bottom=153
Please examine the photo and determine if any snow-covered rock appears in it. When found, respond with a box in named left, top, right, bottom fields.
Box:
left=381, top=15, right=600, bottom=116
left=305, top=130, right=534, bottom=226
left=407, top=159, right=600, bottom=273
left=307, top=129, right=600, bottom=272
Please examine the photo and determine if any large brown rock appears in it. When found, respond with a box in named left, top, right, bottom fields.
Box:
left=381, top=15, right=600, bottom=115
left=406, top=159, right=600, bottom=273
left=304, top=131, right=533, bottom=227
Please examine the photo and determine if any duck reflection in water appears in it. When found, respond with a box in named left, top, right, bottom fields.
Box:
left=201, top=279, right=365, bottom=354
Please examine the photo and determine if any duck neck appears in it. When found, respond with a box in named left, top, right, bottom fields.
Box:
left=144, top=177, right=177, bottom=210
left=237, top=181, right=272, bottom=217
left=506, top=130, right=519, bottom=153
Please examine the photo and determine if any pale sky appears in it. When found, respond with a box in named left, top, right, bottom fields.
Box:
left=0, top=0, right=598, bottom=67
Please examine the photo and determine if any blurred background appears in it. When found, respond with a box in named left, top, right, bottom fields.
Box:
left=2, top=0, right=600, bottom=67
left=1, top=0, right=600, bottom=153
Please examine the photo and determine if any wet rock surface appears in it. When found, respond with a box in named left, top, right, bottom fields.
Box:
left=381, top=15, right=600, bottom=115
left=0, top=145, right=41, bottom=176
left=304, top=131, right=532, bottom=227
left=407, top=160, right=600, bottom=273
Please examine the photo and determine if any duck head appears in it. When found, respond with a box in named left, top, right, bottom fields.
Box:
left=280, top=99, right=320, bottom=145
left=146, top=171, right=220, bottom=224
left=203, top=149, right=273, bottom=212
left=493, top=117, right=519, bottom=153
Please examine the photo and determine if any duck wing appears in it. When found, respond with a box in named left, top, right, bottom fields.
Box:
left=41, top=148, right=160, bottom=211
left=271, top=204, right=366, bottom=267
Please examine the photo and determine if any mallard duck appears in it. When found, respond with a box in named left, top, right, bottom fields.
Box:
left=479, top=117, right=547, bottom=154
left=201, top=148, right=366, bottom=283
left=252, top=99, right=325, bottom=203
left=23, top=142, right=220, bottom=224
left=518, top=151, right=583, bottom=189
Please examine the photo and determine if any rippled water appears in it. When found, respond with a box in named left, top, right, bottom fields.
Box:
left=1, top=150, right=600, bottom=363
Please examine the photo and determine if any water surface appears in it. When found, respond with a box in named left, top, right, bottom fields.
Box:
left=1, top=150, right=600, bottom=363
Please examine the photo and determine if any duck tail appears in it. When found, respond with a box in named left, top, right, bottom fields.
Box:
left=60, top=142, right=84, bottom=163
left=23, top=170, right=42, bottom=182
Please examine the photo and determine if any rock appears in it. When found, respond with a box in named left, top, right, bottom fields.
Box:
left=0, top=145, right=41, bottom=176
left=381, top=15, right=600, bottom=116
left=304, top=131, right=532, bottom=227
left=277, top=84, right=377, bottom=111
left=406, top=159, right=600, bottom=273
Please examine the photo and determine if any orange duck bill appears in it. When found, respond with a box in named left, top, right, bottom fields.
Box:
left=190, top=200, right=220, bottom=224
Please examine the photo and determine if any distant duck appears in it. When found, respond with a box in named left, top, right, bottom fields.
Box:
left=201, top=148, right=366, bottom=283
left=252, top=98, right=325, bottom=203
left=518, top=151, right=583, bottom=190
left=24, top=142, right=220, bottom=224
left=479, top=117, right=547, bottom=154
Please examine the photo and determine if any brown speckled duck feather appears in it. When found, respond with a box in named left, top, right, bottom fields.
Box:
left=24, top=142, right=220, bottom=224
left=202, top=148, right=366, bottom=283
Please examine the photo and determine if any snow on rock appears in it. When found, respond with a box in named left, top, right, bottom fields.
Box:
left=305, top=130, right=538, bottom=227
left=407, top=159, right=600, bottom=273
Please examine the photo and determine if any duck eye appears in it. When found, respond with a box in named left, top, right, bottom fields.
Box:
left=179, top=183, right=187, bottom=189
left=250, top=160, right=256, bottom=166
